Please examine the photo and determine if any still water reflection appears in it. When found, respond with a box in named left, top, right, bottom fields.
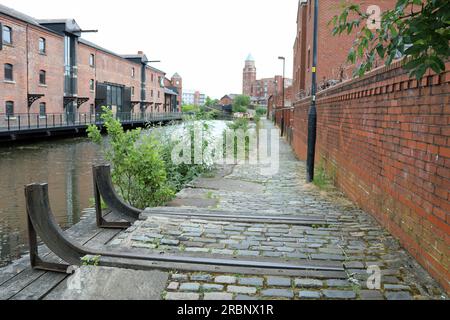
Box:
left=0, top=120, right=229, bottom=267
left=0, top=138, right=101, bottom=267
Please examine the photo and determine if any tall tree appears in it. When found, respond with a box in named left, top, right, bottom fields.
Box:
left=330, top=0, right=450, bottom=79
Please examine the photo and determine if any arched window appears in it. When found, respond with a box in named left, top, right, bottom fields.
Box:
left=90, top=79, right=95, bottom=91
left=89, top=54, right=95, bottom=67
left=2, top=25, right=12, bottom=45
left=39, top=38, right=46, bottom=54
left=131, top=67, right=135, bottom=78
left=4, top=63, right=13, bottom=81
left=5, top=101, right=14, bottom=117
left=39, top=102, right=46, bottom=117
left=39, top=70, right=46, bottom=85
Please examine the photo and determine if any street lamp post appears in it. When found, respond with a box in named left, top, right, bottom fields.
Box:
left=307, top=0, right=319, bottom=183
left=278, top=56, right=285, bottom=136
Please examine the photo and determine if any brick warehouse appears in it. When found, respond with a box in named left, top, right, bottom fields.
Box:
left=285, top=0, right=449, bottom=292
left=242, top=54, right=293, bottom=107
left=0, top=4, right=182, bottom=121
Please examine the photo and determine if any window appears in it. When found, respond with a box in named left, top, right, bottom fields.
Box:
left=151, top=74, right=154, bottom=82
left=39, top=102, right=46, bottom=117
left=4, top=64, right=13, bottom=81
left=105, top=84, right=123, bottom=110
left=39, top=38, right=46, bottom=54
left=131, top=67, right=135, bottom=78
left=157, top=91, right=160, bottom=98
left=151, top=90, right=153, bottom=97
left=39, top=70, right=46, bottom=85
left=131, top=86, right=135, bottom=96
left=5, top=101, right=14, bottom=117
left=89, top=79, right=95, bottom=91
left=2, top=26, right=12, bottom=45
left=89, top=54, right=95, bottom=67
left=90, top=104, right=94, bottom=115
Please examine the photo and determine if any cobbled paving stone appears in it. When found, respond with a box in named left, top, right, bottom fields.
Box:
left=116, top=121, right=446, bottom=301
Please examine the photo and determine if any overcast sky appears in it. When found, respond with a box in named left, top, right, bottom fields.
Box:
left=1, top=0, right=297, bottom=99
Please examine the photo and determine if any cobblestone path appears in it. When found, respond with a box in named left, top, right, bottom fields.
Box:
left=113, top=120, right=446, bottom=300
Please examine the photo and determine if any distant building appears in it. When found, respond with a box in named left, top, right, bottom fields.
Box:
left=219, top=94, right=238, bottom=106
left=164, top=73, right=182, bottom=112
left=0, top=3, right=182, bottom=118
left=242, top=54, right=292, bottom=107
left=182, top=90, right=206, bottom=106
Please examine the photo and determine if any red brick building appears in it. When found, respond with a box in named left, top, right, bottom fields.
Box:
left=293, top=0, right=398, bottom=100
left=289, top=0, right=450, bottom=292
left=242, top=54, right=292, bottom=107
left=0, top=4, right=181, bottom=121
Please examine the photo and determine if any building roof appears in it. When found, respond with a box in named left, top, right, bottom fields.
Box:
left=172, top=72, right=182, bottom=79
left=0, top=4, right=41, bottom=26
left=147, top=65, right=166, bottom=75
left=246, top=53, right=255, bottom=61
left=78, top=38, right=126, bottom=59
left=121, top=53, right=150, bottom=64
left=164, top=88, right=178, bottom=96
left=0, top=4, right=62, bottom=36
left=37, top=18, right=82, bottom=34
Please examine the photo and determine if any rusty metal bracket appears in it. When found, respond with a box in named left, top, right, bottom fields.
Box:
left=24, top=183, right=345, bottom=275
left=25, top=184, right=86, bottom=273
left=92, top=164, right=141, bottom=229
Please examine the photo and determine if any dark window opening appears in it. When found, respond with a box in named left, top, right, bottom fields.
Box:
left=4, top=63, right=13, bottom=81
left=90, top=104, right=94, bottom=115
left=105, top=84, right=124, bottom=112
left=131, top=86, right=135, bottom=96
left=39, top=102, right=46, bottom=117
left=2, top=26, right=12, bottom=45
left=90, top=79, right=95, bottom=91
left=5, top=101, right=14, bottom=116
left=131, top=68, right=135, bottom=78
left=39, top=38, right=46, bottom=54
left=39, top=70, right=46, bottom=85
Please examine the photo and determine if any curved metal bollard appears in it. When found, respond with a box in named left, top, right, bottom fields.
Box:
left=92, top=164, right=142, bottom=229
left=24, top=183, right=345, bottom=275
left=25, top=184, right=90, bottom=273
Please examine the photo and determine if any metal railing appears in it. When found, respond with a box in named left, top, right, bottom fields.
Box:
left=0, top=112, right=183, bottom=132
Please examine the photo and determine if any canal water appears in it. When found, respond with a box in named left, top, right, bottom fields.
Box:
left=0, top=120, right=229, bottom=267
left=0, top=137, right=102, bottom=267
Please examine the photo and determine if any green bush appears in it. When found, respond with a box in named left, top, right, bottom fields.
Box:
left=256, top=107, right=267, bottom=116
left=232, top=95, right=250, bottom=113
left=153, top=120, right=214, bottom=192
left=227, top=118, right=249, bottom=131
left=87, top=107, right=175, bottom=208
left=181, top=104, right=200, bottom=113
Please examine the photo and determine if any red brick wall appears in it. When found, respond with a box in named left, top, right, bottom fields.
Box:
left=292, top=61, right=450, bottom=293
left=294, top=0, right=398, bottom=98
left=146, top=68, right=165, bottom=112
left=78, top=43, right=142, bottom=113
left=0, top=14, right=28, bottom=115
left=27, top=27, right=64, bottom=114
left=0, top=14, right=64, bottom=115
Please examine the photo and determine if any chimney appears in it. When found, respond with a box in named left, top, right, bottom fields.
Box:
left=138, top=51, right=143, bottom=55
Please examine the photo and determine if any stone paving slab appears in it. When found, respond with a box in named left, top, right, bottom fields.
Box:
left=118, top=120, right=446, bottom=300
left=45, top=267, right=168, bottom=300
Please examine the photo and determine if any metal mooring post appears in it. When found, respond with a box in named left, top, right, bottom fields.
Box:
left=307, top=0, right=319, bottom=183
